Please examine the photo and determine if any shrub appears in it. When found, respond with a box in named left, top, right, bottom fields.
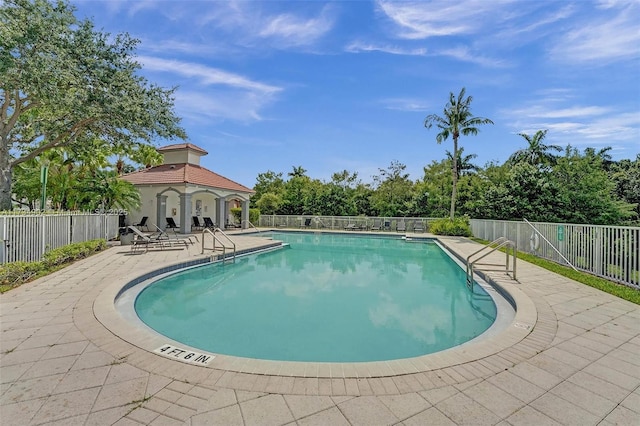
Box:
left=0, top=261, right=44, bottom=287
left=42, top=239, right=107, bottom=267
left=249, top=208, right=260, bottom=224
left=429, top=217, right=473, bottom=236
left=0, top=239, right=107, bottom=292
left=229, top=207, right=261, bottom=225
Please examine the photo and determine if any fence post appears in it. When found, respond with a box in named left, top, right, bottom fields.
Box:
left=0, top=217, right=5, bottom=264
left=40, top=215, right=46, bottom=257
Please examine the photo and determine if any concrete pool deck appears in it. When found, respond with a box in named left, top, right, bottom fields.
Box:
left=1, top=230, right=639, bottom=425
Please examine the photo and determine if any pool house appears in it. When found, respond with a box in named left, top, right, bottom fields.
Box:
left=121, top=143, right=254, bottom=233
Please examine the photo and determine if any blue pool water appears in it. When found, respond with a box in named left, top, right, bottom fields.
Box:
left=134, top=232, right=497, bottom=362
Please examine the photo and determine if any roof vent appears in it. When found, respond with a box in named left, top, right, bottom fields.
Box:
left=170, top=165, right=176, bottom=169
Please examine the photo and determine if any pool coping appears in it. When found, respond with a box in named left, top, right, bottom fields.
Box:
left=88, top=233, right=541, bottom=380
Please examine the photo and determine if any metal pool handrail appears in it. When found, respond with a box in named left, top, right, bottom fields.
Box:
left=242, top=219, right=260, bottom=233
left=201, top=227, right=236, bottom=263
left=466, top=237, right=517, bottom=291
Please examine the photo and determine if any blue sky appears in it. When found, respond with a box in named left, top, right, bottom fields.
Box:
left=74, top=0, right=640, bottom=188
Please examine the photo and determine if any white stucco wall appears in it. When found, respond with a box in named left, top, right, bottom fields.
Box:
left=162, top=150, right=202, bottom=166
left=127, top=184, right=250, bottom=231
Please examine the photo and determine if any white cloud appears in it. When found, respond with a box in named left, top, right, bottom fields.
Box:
left=136, top=56, right=282, bottom=124
left=439, top=46, right=508, bottom=68
left=89, top=0, right=157, bottom=17
left=596, top=0, right=637, bottom=9
left=512, top=5, right=575, bottom=33
left=568, top=112, right=640, bottom=141
left=381, top=98, right=429, bottom=112
left=345, top=41, right=427, bottom=56
left=259, top=8, right=335, bottom=47
left=137, top=56, right=282, bottom=95
left=140, top=40, right=228, bottom=57
left=503, top=98, right=640, bottom=146
left=174, top=90, right=273, bottom=124
left=509, top=105, right=611, bottom=119
left=345, top=41, right=506, bottom=68
left=197, top=1, right=335, bottom=49
left=376, top=0, right=505, bottom=39
left=550, top=3, right=640, bottom=63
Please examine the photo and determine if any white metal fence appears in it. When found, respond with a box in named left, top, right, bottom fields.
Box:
left=257, top=215, right=639, bottom=289
left=0, top=213, right=120, bottom=264
left=258, top=215, right=437, bottom=231
left=471, top=219, right=640, bottom=289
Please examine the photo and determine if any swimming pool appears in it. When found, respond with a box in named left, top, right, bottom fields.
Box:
left=132, top=232, right=501, bottom=362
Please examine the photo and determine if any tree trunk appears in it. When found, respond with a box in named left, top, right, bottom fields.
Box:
left=450, top=138, right=458, bottom=220
left=0, top=143, right=13, bottom=210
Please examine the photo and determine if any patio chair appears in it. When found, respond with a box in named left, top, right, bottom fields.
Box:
left=344, top=223, right=357, bottom=231
left=396, top=220, right=406, bottom=232
left=203, top=217, right=216, bottom=230
left=192, top=216, right=204, bottom=231
left=133, top=216, right=149, bottom=232
left=300, top=218, right=312, bottom=228
left=370, top=218, right=382, bottom=231
left=413, top=220, right=425, bottom=233
left=165, top=217, right=179, bottom=234
left=383, top=220, right=391, bottom=231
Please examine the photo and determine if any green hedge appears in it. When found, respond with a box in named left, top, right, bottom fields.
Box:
left=429, top=217, right=473, bottom=236
left=0, top=239, right=107, bottom=292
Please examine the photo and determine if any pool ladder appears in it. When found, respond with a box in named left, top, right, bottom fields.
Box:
left=202, top=227, right=236, bottom=263
left=466, top=237, right=517, bottom=291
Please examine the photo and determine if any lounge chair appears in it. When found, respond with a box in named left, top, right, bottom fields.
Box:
left=165, top=217, right=179, bottom=234
left=128, top=225, right=190, bottom=253
left=133, top=216, right=149, bottom=231
left=396, top=221, right=406, bottom=232
left=192, top=216, right=204, bottom=231
left=413, top=220, right=425, bottom=233
left=301, top=218, right=312, bottom=228
left=203, top=217, right=216, bottom=230
left=371, top=219, right=382, bottom=231
left=344, top=223, right=357, bottom=231
left=151, top=224, right=196, bottom=244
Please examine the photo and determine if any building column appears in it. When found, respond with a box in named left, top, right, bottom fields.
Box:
left=217, top=198, right=226, bottom=229
left=241, top=200, right=250, bottom=229
left=156, top=194, right=168, bottom=230
left=179, top=193, right=192, bottom=234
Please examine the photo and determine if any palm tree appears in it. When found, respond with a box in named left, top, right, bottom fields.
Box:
left=445, top=147, right=480, bottom=178
left=508, top=129, right=561, bottom=167
left=288, top=166, right=307, bottom=178
left=584, top=146, right=613, bottom=171
left=425, top=88, right=493, bottom=219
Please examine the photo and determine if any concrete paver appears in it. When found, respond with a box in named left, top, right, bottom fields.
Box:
left=296, top=406, right=350, bottom=426
left=1, top=230, right=639, bottom=425
left=338, top=395, right=398, bottom=425
left=435, top=392, right=501, bottom=425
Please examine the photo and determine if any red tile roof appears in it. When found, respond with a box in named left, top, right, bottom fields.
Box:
left=157, top=143, right=208, bottom=155
left=121, top=164, right=254, bottom=193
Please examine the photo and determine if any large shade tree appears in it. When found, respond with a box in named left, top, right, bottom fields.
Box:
left=0, top=0, right=185, bottom=210
left=424, top=88, right=493, bottom=219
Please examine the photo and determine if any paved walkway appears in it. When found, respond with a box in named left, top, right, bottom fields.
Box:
left=1, top=232, right=639, bottom=425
